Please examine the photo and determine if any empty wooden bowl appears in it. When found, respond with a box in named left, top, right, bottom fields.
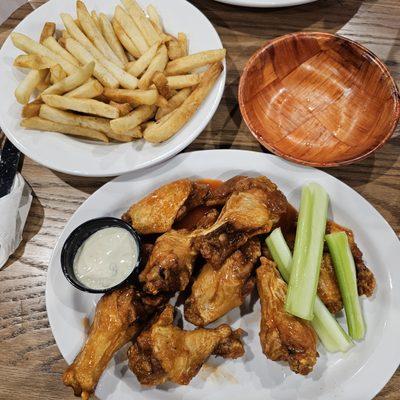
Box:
left=238, top=32, right=400, bottom=167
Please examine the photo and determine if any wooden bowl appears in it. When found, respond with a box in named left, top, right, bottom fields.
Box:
left=238, top=32, right=400, bottom=167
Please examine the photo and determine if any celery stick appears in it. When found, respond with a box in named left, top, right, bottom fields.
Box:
left=326, top=232, right=365, bottom=340
left=285, top=183, right=329, bottom=320
left=266, top=228, right=353, bottom=353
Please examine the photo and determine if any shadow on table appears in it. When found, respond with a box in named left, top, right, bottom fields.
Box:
left=53, top=171, right=110, bottom=195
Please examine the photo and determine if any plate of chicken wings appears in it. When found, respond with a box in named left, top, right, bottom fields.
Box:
left=46, top=149, right=400, bottom=400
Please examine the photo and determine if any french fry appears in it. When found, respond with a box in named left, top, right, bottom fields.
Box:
left=14, top=54, right=57, bottom=69
left=109, top=101, right=133, bottom=117
left=65, top=79, right=104, bottom=98
left=22, top=99, right=42, bottom=118
left=165, top=49, right=226, bottom=75
left=166, top=73, right=201, bottom=89
left=61, top=29, right=71, bottom=40
left=103, top=88, right=158, bottom=105
left=126, top=41, right=160, bottom=77
left=106, top=131, right=136, bottom=142
left=144, top=63, right=222, bottom=142
left=114, top=6, right=148, bottom=55
left=91, top=11, right=101, bottom=31
left=111, top=18, right=141, bottom=59
left=76, top=1, right=123, bottom=67
left=121, top=126, right=142, bottom=138
left=39, top=22, right=56, bottom=44
left=50, top=64, right=67, bottom=83
left=146, top=5, right=163, bottom=33
left=152, top=71, right=172, bottom=99
left=64, top=37, right=119, bottom=88
left=99, top=13, right=128, bottom=64
left=167, top=40, right=182, bottom=61
left=42, top=62, right=95, bottom=95
left=15, top=69, right=47, bottom=104
left=42, top=36, right=80, bottom=67
left=178, top=33, right=188, bottom=57
left=155, top=95, right=168, bottom=108
left=21, top=116, right=109, bottom=142
left=110, top=105, right=155, bottom=134
left=36, top=71, right=51, bottom=92
left=121, top=0, right=161, bottom=45
left=138, top=45, right=168, bottom=90
left=11, top=32, right=78, bottom=75
left=40, top=104, right=111, bottom=134
left=155, top=87, right=191, bottom=120
left=42, top=94, right=119, bottom=119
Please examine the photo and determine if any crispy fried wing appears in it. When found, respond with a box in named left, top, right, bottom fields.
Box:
left=256, top=258, right=318, bottom=375
left=139, top=229, right=197, bottom=295
left=185, top=238, right=261, bottom=326
left=63, top=286, right=148, bottom=399
left=122, top=180, right=211, bottom=235
left=128, top=305, right=244, bottom=385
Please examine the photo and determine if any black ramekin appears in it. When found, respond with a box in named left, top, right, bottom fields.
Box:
left=60, top=217, right=142, bottom=293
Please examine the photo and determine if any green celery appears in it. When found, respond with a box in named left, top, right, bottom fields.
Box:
left=326, top=232, right=365, bottom=340
left=266, top=228, right=353, bottom=352
left=285, top=183, right=329, bottom=320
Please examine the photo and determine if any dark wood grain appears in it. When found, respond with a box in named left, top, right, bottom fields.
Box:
left=0, top=0, right=399, bottom=399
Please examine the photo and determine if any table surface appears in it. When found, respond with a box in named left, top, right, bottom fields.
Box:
left=0, top=0, right=399, bottom=399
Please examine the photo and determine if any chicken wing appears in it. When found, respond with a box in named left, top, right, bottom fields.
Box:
left=128, top=305, right=244, bottom=385
left=139, top=229, right=197, bottom=295
left=257, top=258, right=318, bottom=375
left=193, top=177, right=288, bottom=266
left=122, top=180, right=211, bottom=235
left=185, top=238, right=261, bottom=326
left=63, top=286, right=164, bottom=399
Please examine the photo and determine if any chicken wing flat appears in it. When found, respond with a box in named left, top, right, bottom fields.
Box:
left=128, top=305, right=244, bottom=386
left=193, top=177, right=288, bottom=266
left=122, top=180, right=211, bottom=235
left=63, top=286, right=164, bottom=399
left=139, top=229, right=197, bottom=295
left=185, top=238, right=261, bottom=326
left=256, top=258, right=318, bottom=375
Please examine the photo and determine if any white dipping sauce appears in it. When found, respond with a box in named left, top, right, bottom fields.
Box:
left=73, top=227, right=138, bottom=290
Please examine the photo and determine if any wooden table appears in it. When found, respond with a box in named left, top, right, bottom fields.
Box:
left=0, top=0, right=399, bottom=398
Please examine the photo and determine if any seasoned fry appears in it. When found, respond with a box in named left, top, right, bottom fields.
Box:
left=144, top=63, right=222, bottom=142
left=126, top=41, right=160, bottom=77
left=65, top=79, right=104, bottom=98
left=166, top=73, right=200, bottom=89
left=22, top=99, right=42, bottom=118
left=11, top=32, right=78, bottom=75
left=155, top=87, right=191, bottom=120
left=42, top=94, right=119, bottom=119
left=138, top=45, right=168, bottom=90
left=42, top=62, right=95, bottom=96
left=14, top=54, right=57, bottom=69
left=103, top=88, right=158, bottom=105
left=152, top=71, right=172, bottom=99
left=64, top=37, right=119, bottom=88
left=165, top=49, right=226, bottom=75
left=42, top=36, right=80, bottom=67
left=167, top=40, right=182, bottom=61
left=111, top=18, right=141, bottom=59
left=178, top=33, right=188, bottom=57
left=121, top=0, right=161, bottom=45
left=15, top=69, right=47, bottom=104
left=76, top=1, right=123, bottom=67
left=50, top=64, right=67, bottom=83
left=21, top=116, right=109, bottom=142
left=99, top=13, right=128, bottom=64
left=110, top=105, right=155, bottom=134
left=109, top=101, right=133, bottom=117
left=146, top=5, right=163, bottom=33
left=39, top=22, right=56, bottom=44
left=114, top=6, right=148, bottom=55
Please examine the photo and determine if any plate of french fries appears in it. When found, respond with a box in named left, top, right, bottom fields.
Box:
left=0, top=0, right=226, bottom=177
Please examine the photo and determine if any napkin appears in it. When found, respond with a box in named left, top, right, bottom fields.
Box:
left=0, top=0, right=28, bottom=25
left=0, top=173, right=32, bottom=268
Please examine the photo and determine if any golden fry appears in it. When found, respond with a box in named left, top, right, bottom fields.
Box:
left=146, top=5, right=163, bottom=33
left=42, top=94, right=119, bottom=119
left=152, top=71, right=172, bottom=99
left=178, top=33, right=188, bottom=57
left=138, top=45, right=168, bottom=90
left=109, top=101, right=133, bottom=117
left=65, top=79, right=104, bottom=98
left=42, top=36, right=80, bottom=67
left=155, top=87, right=191, bottom=120
left=103, top=88, right=158, bottom=105
left=50, top=64, right=67, bottom=84
left=36, top=71, right=51, bottom=92
left=22, top=100, right=42, bottom=118
left=15, top=69, right=47, bottom=104
left=166, top=73, right=200, bottom=89
left=111, top=18, right=141, bottom=59
left=39, top=22, right=56, bottom=44
left=167, top=40, right=182, bottom=61
left=144, top=63, right=222, bottom=142
left=110, top=105, right=155, bottom=134
left=126, top=41, right=160, bottom=77
left=14, top=54, right=57, bottom=69
left=165, top=49, right=226, bottom=75
left=91, top=11, right=101, bottom=31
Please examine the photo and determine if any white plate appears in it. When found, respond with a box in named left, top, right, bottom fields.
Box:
left=46, top=150, right=400, bottom=400
left=0, top=0, right=225, bottom=177
left=213, top=0, right=318, bottom=7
